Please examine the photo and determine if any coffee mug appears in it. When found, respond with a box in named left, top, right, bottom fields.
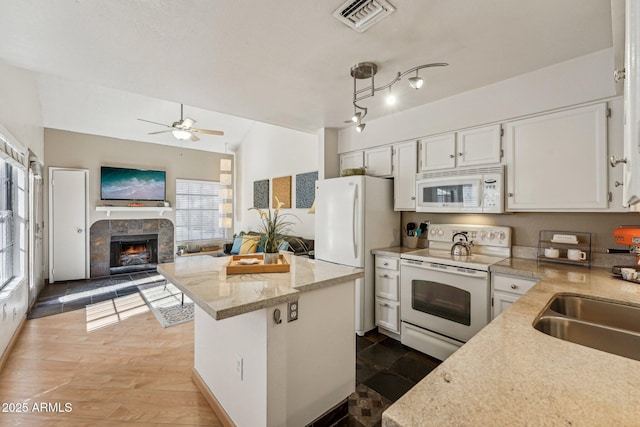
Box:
left=567, top=249, right=587, bottom=261
left=544, top=247, right=559, bottom=258
left=620, top=267, right=636, bottom=281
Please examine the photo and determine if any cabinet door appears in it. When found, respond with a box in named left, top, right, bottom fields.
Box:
left=375, top=299, right=399, bottom=333
left=492, top=291, right=520, bottom=319
left=375, top=268, right=399, bottom=301
left=364, top=146, right=393, bottom=177
left=418, top=134, right=456, bottom=171
left=623, top=0, right=640, bottom=207
left=457, top=125, right=502, bottom=167
left=607, top=98, right=627, bottom=211
left=340, top=151, right=364, bottom=172
left=504, top=103, right=608, bottom=211
left=393, top=141, right=417, bottom=210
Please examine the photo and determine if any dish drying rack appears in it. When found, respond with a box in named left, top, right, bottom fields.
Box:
left=537, top=230, right=592, bottom=267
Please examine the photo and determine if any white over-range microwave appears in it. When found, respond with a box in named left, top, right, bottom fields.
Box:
left=416, top=166, right=504, bottom=213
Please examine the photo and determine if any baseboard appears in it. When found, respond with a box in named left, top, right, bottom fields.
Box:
left=0, top=314, right=26, bottom=375
left=191, top=368, right=236, bottom=427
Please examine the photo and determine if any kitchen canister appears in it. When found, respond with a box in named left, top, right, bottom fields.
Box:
left=406, top=236, right=418, bottom=249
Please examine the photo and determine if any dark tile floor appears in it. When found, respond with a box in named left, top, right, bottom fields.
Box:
left=28, top=270, right=164, bottom=319
left=29, top=274, right=442, bottom=427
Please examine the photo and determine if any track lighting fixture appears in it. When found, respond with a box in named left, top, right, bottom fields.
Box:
left=348, top=61, right=448, bottom=132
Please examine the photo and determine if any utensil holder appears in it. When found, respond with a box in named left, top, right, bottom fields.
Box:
left=406, top=236, right=418, bottom=249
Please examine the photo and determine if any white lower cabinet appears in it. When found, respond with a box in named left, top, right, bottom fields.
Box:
left=491, top=273, right=537, bottom=319
left=374, top=255, right=400, bottom=334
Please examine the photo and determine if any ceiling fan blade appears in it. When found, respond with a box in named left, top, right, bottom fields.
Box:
left=192, top=128, right=224, bottom=136
left=148, top=130, right=174, bottom=135
left=189, top=133, right=200, bottom=142
left=138, top=118, right=171, bottom=127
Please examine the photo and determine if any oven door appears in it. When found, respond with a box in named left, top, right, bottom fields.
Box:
left=400, top=259, right=490, bottom=342
left=416, top=175, right=483, bottom=213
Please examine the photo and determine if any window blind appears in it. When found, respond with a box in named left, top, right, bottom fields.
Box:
left=175, top=179, right=225, bottom=243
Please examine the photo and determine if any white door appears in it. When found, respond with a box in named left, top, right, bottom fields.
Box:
left=393, top=141, right=417, bottom=210
left=49, top=168, right=88, bottom=282
left=456, top=124, right=502, bottom=167
left=418, top=133, right=456, bottom=171
left=315, top=176, right=364, bottom=268
left=364, top=146, right=393, bottom=177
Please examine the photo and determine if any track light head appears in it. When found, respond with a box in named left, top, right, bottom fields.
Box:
left=351, top=111, right=362, bottom=123
left=355, top=122, right=366, bottom=133
left=408, top=75, right=424, bottom=89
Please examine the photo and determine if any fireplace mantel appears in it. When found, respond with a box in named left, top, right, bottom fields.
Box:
left=96, top=206, right=173, bottom=217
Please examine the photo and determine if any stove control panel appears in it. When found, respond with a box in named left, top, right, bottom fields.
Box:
left=428, top=224, right=511, bottom=248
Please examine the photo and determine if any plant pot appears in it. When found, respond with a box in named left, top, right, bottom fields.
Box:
left=263, top=253, right=280, bottom=265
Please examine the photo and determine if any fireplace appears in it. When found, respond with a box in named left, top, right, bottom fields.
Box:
left=110, top=234, right=158, bottom=275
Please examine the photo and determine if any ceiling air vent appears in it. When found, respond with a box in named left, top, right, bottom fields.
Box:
left=332, top=0, right=395, bottom=33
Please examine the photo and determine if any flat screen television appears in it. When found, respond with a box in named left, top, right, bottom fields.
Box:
left=100, top=166, right=166, bottom=201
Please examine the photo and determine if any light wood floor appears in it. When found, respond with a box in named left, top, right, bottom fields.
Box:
left=0, top=297, right=222, bottom=426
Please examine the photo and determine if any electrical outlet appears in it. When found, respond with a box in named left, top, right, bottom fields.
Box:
left=288, top=301, right=299, bottom=322
left=236, top=355, right=243, bottom=381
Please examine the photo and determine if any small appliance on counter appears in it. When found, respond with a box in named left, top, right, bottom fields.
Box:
left=611, top=226, right=640, bottom=280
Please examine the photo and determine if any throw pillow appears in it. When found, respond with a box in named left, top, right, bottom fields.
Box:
left=230, top=236, right=243, bottom=255
left=239, top=235, right=259, bottom=254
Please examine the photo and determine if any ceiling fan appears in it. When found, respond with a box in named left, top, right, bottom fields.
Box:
left=138, top=104, right=224, bottom=142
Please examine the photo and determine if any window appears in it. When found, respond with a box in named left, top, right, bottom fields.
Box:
left=0, top=161, right=14, bottom=288
left=175, top=179, right=226, bottom=243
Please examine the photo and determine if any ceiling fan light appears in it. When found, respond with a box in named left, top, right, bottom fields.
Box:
left=355, top=123, right=366, bottom=133
left=351, top=111, right=362, bottom=123
left=172, top=129, right=192, bottom=140
left=408, top=76, right=424, bottom=89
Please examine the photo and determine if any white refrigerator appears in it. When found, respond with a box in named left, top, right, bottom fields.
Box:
left=315, top=175, right=400, bottom=336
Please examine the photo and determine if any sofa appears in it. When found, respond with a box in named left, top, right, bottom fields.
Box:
left=225, top=231, right=314, bottom=257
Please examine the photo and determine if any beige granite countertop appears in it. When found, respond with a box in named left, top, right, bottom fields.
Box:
left=383, top=259, right=640, bottom=426
left=157, top=254, right=363, bottom=320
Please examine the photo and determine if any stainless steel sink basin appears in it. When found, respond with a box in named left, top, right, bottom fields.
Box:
left=533, top=294, right=640, bottom=361
left=548, top=295, right=640, bottom=333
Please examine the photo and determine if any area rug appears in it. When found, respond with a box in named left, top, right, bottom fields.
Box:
left=137, top=281, right=194, bottom=328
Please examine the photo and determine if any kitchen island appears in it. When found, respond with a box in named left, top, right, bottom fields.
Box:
left=157, top=254, right=364, bottom=427
left=383, top=258, right=640, bottom=426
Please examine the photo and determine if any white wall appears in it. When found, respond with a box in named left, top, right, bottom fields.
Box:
left=338, top=48, right=617, bottom=152
left=236, top=122, right=317, bottom=239
left=0, top=63, right=44, bottom=159
left=0, top=62, right=44, bottom=359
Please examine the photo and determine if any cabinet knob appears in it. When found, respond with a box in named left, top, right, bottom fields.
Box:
left=410, top=196, right=416, bottom=200
left=458, top=152, right=463, bottom=157
left=609, top=156, right=627, bottom=168
left=511, top=284, right=518, bottom=290
left=449, top=154, right=455, bottom=158
left=507, top=192, right=514, bottom=197
left=615, top=181, right=623, bottom=187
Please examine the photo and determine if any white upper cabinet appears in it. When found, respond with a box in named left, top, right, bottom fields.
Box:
left=393, top=141, right=417, bottom=211
left=456, top=125, right=502, bottom=167
left=339, top=151, right=364, bottom=171
left=418, top=124, right=502, bottom=172
left=607, top=98, right=627, bottom=212
left=622, top=0, right=640, bottom=207
left=418, top=133, right=456, bottom=171
left=504, top=103, right=609, bottom=211
left=364, top=146, right=393, bottom=177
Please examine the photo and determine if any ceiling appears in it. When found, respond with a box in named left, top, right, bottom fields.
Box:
left=0, top=0, right=614, bottom=152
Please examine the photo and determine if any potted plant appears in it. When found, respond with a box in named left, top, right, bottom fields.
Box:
left=250, top=197, right=301, bottom=264
left=177, top=244, right=187, bottom=256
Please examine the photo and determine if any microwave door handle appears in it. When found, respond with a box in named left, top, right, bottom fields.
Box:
left=352, top=183, right=358, bottom=258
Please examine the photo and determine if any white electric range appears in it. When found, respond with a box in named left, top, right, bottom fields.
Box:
left=399, top=224, right=511, bottom=360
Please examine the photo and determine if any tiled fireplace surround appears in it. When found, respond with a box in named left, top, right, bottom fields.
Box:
left=90, top=219, right=174, bottom=278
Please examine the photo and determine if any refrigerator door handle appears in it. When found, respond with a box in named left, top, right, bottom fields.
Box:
left=352, top=183, right=358, bottom=258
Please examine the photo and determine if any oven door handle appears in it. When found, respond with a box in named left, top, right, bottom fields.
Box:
left=401, top=259, right=488, bottom=278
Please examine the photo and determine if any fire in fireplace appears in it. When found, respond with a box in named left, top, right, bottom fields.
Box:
left=110, top=234, right=158, bottom=275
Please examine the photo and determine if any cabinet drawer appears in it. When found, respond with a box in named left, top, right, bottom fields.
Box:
left=375, top=269, right=399, bottom=301
left=375, top=298, right=399, bottom=333
left=492, top=274, right=537, bottom=295
left=375, top=257, right=398, bottom=271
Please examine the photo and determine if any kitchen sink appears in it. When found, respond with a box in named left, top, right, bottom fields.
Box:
left=548, top=295, right=640, bottom=333
left=533, top=294, right=640, bottom=361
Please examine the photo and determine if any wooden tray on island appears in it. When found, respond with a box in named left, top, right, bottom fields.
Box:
left=226, top=254, right=290, bottom=274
